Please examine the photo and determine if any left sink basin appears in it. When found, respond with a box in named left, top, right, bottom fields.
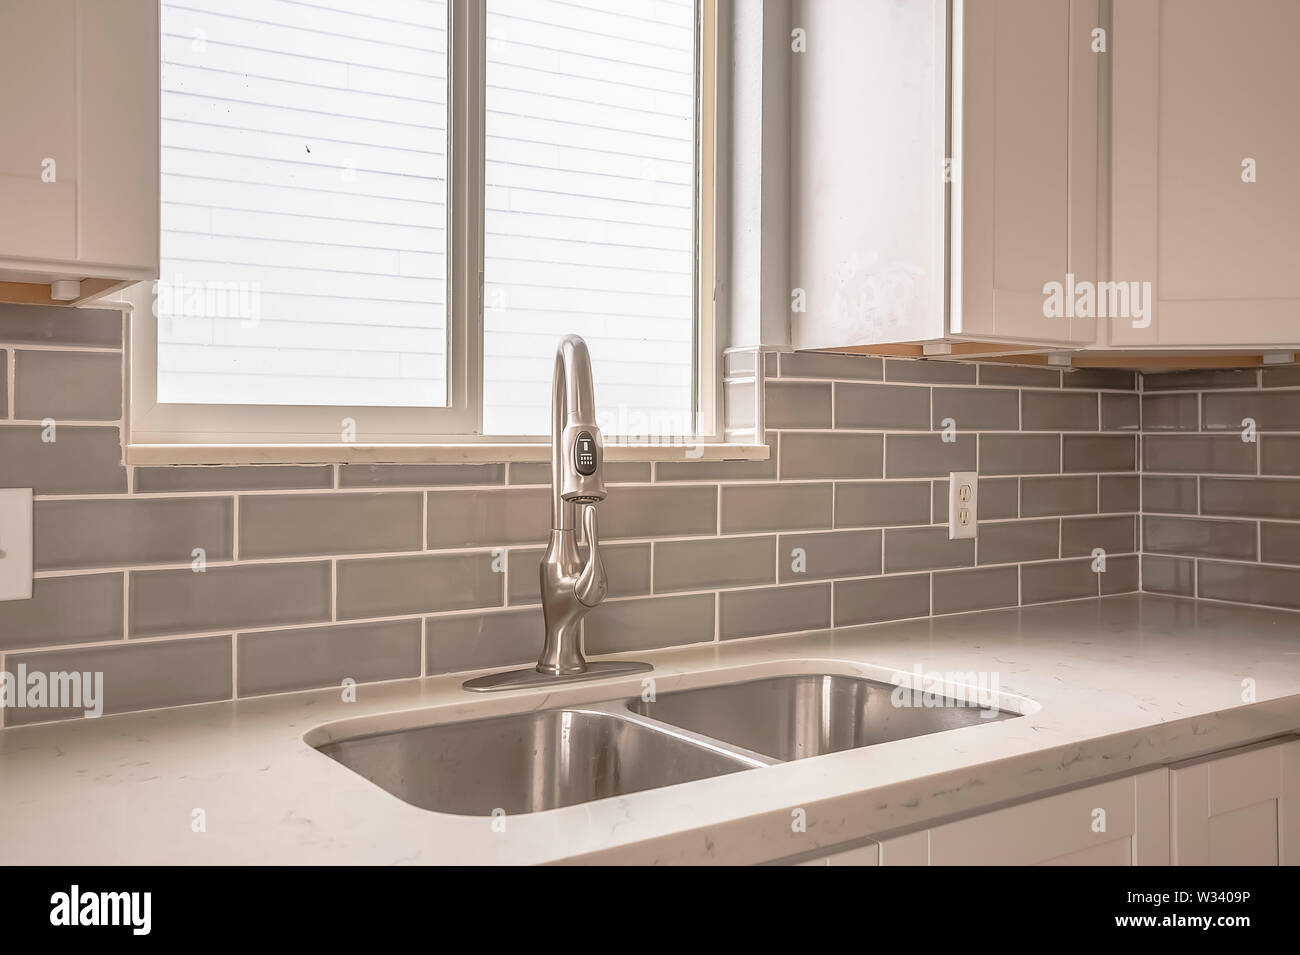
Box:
left=314, top=706, right=764, bottom=816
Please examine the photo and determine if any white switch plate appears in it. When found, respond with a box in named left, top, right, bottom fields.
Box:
left=0, top=488, right=33, bottom=600
left=948, top=471, right=977, bottom=541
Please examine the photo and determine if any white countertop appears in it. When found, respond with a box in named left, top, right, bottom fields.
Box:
left=2, top=594, right=1299, bottom=865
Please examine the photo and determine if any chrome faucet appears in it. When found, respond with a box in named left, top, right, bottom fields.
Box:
left=463, top=335, right=652, bottom=691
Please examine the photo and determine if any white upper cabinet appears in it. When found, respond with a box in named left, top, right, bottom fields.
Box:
left=0, top=0, right=159, bottom=302
left=791, top=0, right=1101, bottom=351
left=1110, top=0, right=1300, bottom=348
left=954, top=0, right=1099, bottom=347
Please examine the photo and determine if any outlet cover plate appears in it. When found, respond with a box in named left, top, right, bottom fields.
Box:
left=0, top=488, right=33, bottom=600
left=948, top=471, right=977, bottom=541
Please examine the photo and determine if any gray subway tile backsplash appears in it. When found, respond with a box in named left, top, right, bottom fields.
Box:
left=1100, top=393, right=1141, bottom=431
left=21, top=311, right=1276, bottom=726
left=13, top=349, right=121, bottom=420
left=980, top=434, right=1060, bottom=475
left=836, top=381, right=930, bottom=430
left=764, top=380, right=832, bottom=428
left=35, top=497, right=234, bottom=570
left=979, top=364, right=1061, bottom=388
left=1062, top=435, right=1136, bottom=472
left=0, top=302, right=122, bottom=347
left=884, top=358, right=975, bottom=385
left=426, top=607, right=540, bottom=675
left=131, top=562, right=332, bottom=638
left=1140, top=393, right=1199, bottom=431
left=342, top=463, right=506, bottom=487
left=1199, top=561, right=1300, bottom=611
left=237, top=620, right=421, bottom=696
left=886, top=433, right=977, bottom=478
left=1021, top=391, right=1098, bottom=431
left=135, top=464, right=333, bottom=493
left=1203, top=391, right=1300, bottom=431
left=719, top=582, right=831, bottom=639
left=780, top=431, right=883, bottom=479
left=777, top=528, right=881, bottom=582
left=1141, top=555, right=1196, bottom=597
left=1260, top=435, right=1300, bottom=476
left=834, top=573, right=930, bottom=626
left=933, top=565, right=1019, bottom=615
left=3, top=635, right=232, bottom=726
left=836, top=480, right=932, bottom=527
left=1141, top=369, right=1258, bottom=391
left=1061, top=515, right=1136, bottom=557
left=933, top=387, right=1019, bottom=431
left=584, top=593, right=716, bottom=654
left=653, top=535, right=775, bottom=593
left=976, top=519, right=1060, bottom=565
left=602, top=485, right=718, bottom=538
left=1142, top=515, right=1257, bottom=560
left=884, top=525, right=975, bottom=573
left=1142, top=475, right=1198, bottom=514
left=0, top=572, right=123, bottom=650
left=779, top=351, right=881, bottom=380
left=242, top=492, right=421, bottom=559
left=1142, top=434, right=1256, bottom=474
left=720, top=482, right=831, bottom=533
left=1200, top=476, right=1300, bottom=519
left=336, top=552, right=501, bottom=619
left=1019, top=558, right=1099, bottom=604
left=0, top=425, right=126, bottom=494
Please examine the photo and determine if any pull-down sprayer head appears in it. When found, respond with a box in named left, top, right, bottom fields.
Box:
left=552, top=335, right=606, bottom=524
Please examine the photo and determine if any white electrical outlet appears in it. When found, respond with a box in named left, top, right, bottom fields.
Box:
left=0, top=488, right=33, bottom=601
left=948, top=471, right=977, bottom=541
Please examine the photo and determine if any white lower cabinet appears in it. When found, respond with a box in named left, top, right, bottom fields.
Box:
left=797, top=842, right=880, bottom=867
left=798, top=737, right=1299, bottom=866
left=878, top=770, right=1167, bottom=866
left=1169, top=738, right=1300, bottom=866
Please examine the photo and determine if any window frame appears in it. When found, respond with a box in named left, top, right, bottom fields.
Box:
left=129, top=0, right=723, bottom=454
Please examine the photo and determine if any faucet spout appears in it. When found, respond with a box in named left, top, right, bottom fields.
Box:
left=550, top=335, right=606, bottom=530
left=462, top=334, right=651, bottom=691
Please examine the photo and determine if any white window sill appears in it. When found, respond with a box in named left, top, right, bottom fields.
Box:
left=124, top=442, right=770, bottom=466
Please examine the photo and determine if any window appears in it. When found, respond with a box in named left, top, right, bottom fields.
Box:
left=133, top=0, right=717, bottom=448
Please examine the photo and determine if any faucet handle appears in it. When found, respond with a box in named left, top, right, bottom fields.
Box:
left=574, top=504, right=608, bottom=607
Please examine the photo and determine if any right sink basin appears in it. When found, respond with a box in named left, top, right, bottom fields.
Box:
left=629, top=673, right=1019, bottom=762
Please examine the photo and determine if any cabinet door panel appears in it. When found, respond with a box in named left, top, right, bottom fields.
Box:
left=956, top=0, right=1098, bottom=345
left=1111, top=0, right=1300, bottom=347
left=927, top=775, right=1135, bottom=865
left=77, top=0, right=159, bottom=271
left=0, top=0, right=77, bottom=262
left=1170, top=738, right=1298, bottom=866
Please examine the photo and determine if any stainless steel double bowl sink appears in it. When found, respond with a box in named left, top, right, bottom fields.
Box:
left=312, top=673, right=1020, bottom=816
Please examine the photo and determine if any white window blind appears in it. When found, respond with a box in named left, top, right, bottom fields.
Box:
left=483, top=0, right=698, bottom=436
left=158, top=0, right=449, bottom=408
left=156, top=0, right=700, bottom=437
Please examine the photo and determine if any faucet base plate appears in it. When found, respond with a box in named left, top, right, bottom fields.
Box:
left=462, top=660, right=652, bottom=693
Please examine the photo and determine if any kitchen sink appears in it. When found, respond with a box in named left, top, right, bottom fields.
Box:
left=629, top=673, right=1016, bottom=761
left=314, top=705, right=768, bottom=816
left=311, top=670, right=1022, bottom=816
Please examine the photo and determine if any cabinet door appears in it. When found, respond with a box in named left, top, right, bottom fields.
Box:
left=789, top=0, right=948, bottom=350
left=0, top=0, right=78, bottom=263
left=1170, top=737, right=1300, bottom=866
left=954, top=0, right=1100, bottom=346
left=879, top=769, right=1169, bottom=865
left=77, top=0, right=159, bottom=272
left=1111, top=0, right=1300, bottom=347
left=796, top=842, right=880, bottom=867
